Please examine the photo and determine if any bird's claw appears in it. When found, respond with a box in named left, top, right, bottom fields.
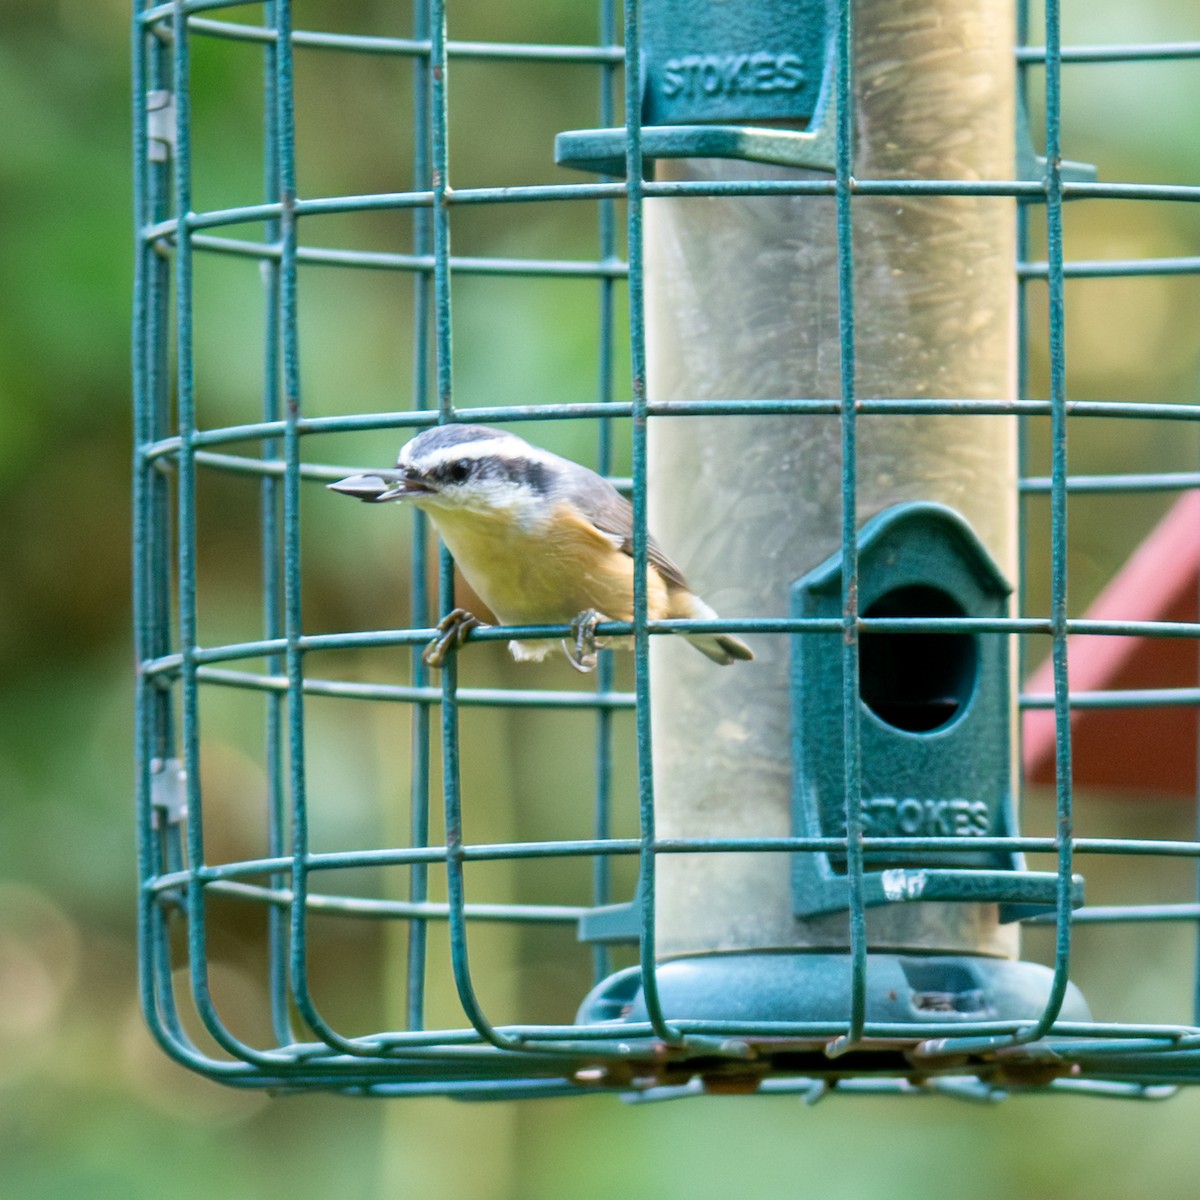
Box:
left=423, top=608, right=488, bottom=668
left=563, top=609, right=603, bottom=674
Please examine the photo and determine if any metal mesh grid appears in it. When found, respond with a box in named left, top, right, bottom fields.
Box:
left=133, top=0, right=1200, bottom=1100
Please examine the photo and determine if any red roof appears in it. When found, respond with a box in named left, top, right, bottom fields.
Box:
left=1022, top=491, right=1200, bottom=798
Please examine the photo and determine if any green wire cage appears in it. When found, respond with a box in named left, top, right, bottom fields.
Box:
left=133, top=0, right=1200, bottom=1101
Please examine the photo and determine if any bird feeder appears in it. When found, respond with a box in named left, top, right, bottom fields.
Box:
left=566, top=0, right=1091, bottom=1051
left=132, top=0, right=1200, bottom=1101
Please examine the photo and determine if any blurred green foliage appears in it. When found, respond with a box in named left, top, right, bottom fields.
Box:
left=3, top=0, right=1200, bottom=1197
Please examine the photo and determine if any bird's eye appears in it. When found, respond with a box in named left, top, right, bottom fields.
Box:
left=446, top=459, right=472, bottom=484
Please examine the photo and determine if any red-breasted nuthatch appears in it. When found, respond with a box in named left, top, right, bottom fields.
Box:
left=329, top=424, right=754, bottom=672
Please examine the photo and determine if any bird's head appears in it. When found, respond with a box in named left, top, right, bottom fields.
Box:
left=328, top=424, right=556, bottom=519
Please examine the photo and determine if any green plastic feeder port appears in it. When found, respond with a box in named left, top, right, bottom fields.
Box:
left=792, top=501, right=1082, bottom=922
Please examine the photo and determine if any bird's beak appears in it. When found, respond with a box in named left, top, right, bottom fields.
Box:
left=327, top=470, right=432, bottom=503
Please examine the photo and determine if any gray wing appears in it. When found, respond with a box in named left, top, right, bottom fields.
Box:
left=558, top=460, right=691, bottom=592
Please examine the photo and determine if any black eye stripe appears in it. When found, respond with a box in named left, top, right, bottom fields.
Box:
left=490, top=457, right=550, bottom=492
left=521, top=460, right=551, bottom=494
left=431, top=458, right=473, bottom=484
left=430, top=454, right=554, bottom=494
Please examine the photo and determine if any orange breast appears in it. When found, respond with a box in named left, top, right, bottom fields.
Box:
left=429, top=500, right=669, bottom=626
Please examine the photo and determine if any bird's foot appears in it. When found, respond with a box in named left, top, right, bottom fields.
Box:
left=563, top=609, right=603, bottom=674
left=423, top=608, right=488, bottom=668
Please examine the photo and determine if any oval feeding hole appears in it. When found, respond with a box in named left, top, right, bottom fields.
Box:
left=859, top=586, right=977, bottom=733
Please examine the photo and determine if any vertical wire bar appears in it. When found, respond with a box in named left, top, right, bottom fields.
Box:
left=139, top=28, right=176, bottom=770
left=149, top=18, right=190, bottom=1049
left=624, top=0, right=678, bottom=1045
left=270, top=0, right=324, bottom=1048
left=268, top=7, right=368, bottom=1061
left=259, top=0, right=293, bottom=1050
left=1023, top=0, right=1075, bottom=1043
left=828, top=0, right=867, bottom=1054
left=1015, top=0, right=1032, bottom=737
left=426, top=0, right=514, bottom=1049
left=1011, top=0, right=1040, bottom=902
left=171, top=3, right=260, bottom=1063
left=427, top=0, right=456, bottom=648
left=591, top=0, right=618, bottom=987
left=170, top=0, right=214, bottom=1045
left=406, top=0, right=434, bottom=1035
left=441, top=656, right=519, bottom=1047
left=151, top=55, right=185, bottom=898
left=134, top=0, right=182, bottom=1054
left=131, top=0, right=155, bottom=1031
left=430, top=0, right=464, bottom=1016
left=429, top=0, right=454, bottom=424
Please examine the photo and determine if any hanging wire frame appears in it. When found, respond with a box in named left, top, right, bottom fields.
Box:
left=132, top=0, right=1200, bottom=1100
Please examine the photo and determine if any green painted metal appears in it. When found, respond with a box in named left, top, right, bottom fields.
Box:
left=577, top=954, right=1091, bottom=1029
left=639, top=0, right=829, bottom=125
left=556, top=0, right=837, bottom=174
left=831, top=0, right=866, bottom=1052
left=791, top=503, right=1085, bottom=923
left=555, top=121, right=837, bottom=177
left=132, top=0, right=1200, bottom=1101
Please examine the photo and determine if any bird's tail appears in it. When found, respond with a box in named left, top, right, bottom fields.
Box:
left=673, top=595, right=754, bottom=665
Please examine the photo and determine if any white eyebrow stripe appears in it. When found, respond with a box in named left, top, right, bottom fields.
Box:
left=401, top=437, right=558, bottom=471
